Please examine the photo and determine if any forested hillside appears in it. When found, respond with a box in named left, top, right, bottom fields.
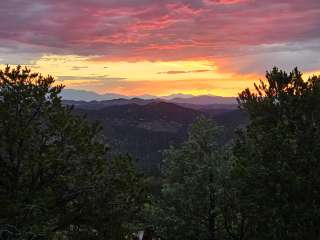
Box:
left=70, top=101, right=247, bottom=172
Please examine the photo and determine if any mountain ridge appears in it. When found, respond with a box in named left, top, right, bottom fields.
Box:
left=61, top=89, right=237, bottom=106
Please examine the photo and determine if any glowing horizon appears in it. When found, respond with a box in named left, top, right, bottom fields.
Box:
left=0, top=0, right=319, bottom=97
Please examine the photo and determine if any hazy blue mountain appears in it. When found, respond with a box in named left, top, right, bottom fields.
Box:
left=61, top=89, right=237, bottom=105
left=170, top=95, right=236, bottom=105
left=61, top=89, right=130, bottom=101
left=61, top=89, right=101, bottom=101
left=161, top=93, right=195, bottom=100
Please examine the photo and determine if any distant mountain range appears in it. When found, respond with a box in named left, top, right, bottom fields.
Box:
left=61, top=89, right=130, bottom=101
left=61, top=89, right=195, bottom=101
left=61, top=89, right=237, bottom=106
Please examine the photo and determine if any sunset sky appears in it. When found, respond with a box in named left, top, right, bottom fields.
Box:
left=1, top=0, right=320, bottom=96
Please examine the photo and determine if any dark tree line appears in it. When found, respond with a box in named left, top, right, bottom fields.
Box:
left=148, top=67, right=320, bottom=240
left=233, top=67, right=320, bottom=239
left=0, top=66, right=148, bottom=240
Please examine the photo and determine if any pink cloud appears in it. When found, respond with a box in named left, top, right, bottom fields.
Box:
left=204, top=0, right=251, bottom=5
left=0, top=0, right=319, bottom=73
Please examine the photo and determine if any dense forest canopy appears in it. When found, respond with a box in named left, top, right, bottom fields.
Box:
left=0, top=66, right=147, bottom=240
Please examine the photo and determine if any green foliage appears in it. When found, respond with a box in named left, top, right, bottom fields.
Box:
left=233, top=67, right=320, bottom=239
left=68, top=155, right=148, bottom=240
left=150, top=116, right=228, bottom=240
left=0, top=66, right=147, bottom=240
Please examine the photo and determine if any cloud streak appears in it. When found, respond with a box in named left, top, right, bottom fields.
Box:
left=158, top=69, right=211, bottom=74
left=57, top=76, right=126, bottom=81
left=0, top=0, right=319, bottom=64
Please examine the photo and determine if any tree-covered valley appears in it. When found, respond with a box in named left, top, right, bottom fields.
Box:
left=69, top=99, right=247, bottom=173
